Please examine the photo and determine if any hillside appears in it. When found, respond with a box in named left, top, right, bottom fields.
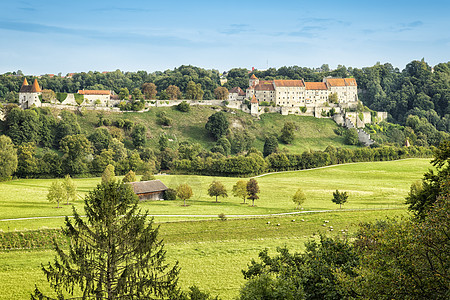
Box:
left=76, top=106, right=350, bottom=153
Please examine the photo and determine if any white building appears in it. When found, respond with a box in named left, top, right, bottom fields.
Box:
left=77, top=90, right=112, bottom=106
left=19, top=78, right=42, bottom=109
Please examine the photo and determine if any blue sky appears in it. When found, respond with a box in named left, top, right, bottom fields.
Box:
left=0, top=0, right=448, bottom=75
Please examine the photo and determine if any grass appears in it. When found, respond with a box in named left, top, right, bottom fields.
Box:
left=0, top=209, right=409, bottom=300
left=0, top=159, right=430, bottom=231
left=75, top=106, right=352, bottom=153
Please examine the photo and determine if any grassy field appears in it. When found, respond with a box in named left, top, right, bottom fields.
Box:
left=0, top=159, right=431, bottom=299
left=0, top=158, right=430, bottom=231
left=76, top=106, right=351, bottom=153
left=0, top=209, right=409, bottom=300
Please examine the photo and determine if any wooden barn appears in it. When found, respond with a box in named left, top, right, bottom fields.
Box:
left=128, top=180, right=168, bottom=201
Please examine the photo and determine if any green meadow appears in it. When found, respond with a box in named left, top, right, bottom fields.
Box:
left=0, top=158, right=431, bottom=299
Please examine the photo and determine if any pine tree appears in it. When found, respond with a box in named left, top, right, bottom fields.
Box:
left=33, top=181, right=180, bottom=299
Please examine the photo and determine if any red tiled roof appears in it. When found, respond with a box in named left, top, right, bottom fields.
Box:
left=344, top=78, right=357, bottom=86
left=251, top=95, right=258, bottom=103
left=305, top=82, right=328, bottom=90
left=325, top=78, right=346, bottom=87
left=273, top=80, right=305, bottom=87
left=250, top=74, right=258, bottom=79
left=254, top=81, right=274, bottom=91
left=77, top=90, right=111, bottom=95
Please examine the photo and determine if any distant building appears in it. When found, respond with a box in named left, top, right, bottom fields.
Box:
left=77, top=89, right=112, bottom=106
left=19, top=78, right=42, bottom=109
left=228, top=87, right=246, bottom=101
left=128, top=180, right=168, bottom=201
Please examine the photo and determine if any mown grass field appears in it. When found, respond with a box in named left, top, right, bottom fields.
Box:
left=0, top=159, right=431, bottom=299
left=76, top=106, right=351, bottom=153
left=0, top=158, right=430, bottom=231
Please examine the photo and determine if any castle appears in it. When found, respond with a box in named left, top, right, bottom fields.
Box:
left=229, top=75, right=359, bottom=113
left=19, top=78, right=42, bottom=109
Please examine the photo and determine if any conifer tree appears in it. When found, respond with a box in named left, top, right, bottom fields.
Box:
left=33, top=181, right=180, bottom=299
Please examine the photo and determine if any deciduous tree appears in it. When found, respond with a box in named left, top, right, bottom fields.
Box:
left=0, top=135, right=18, bottom=181
left=63, top=174, right=77, bottom=205
left=280, top=121, right=296, bottom=144
left=47, top=180, right=65, bottom=208
left=205, top=111, right=229, bottom=140
left=166, top=85, right=182, bottom=100
left=177, top=183, right=193, bottom=206
left=232, top=180, right=248, bottom=204
left=102, top=164, right=115, bottom=184
left=332, top=189, right=348, bottom=208
left=142, top=82, right=157, bottom=99
left=208, top=180, right=228, bottom=202
left=292, top=188, right=306, bottom=209
left=122, top=170, right=137, bottom=183
left=247, top=178, right=260, bottom=206
left=214, top=86, right=229, bottom=100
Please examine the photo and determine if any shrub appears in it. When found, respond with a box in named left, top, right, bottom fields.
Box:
left=177, top=101, right=190, bottom=112
left=164, top=188, right=177, bottom=200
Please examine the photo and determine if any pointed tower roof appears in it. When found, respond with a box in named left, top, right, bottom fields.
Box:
left=31, top=79, right=41, bottom=92
left=22, top=78, right=29, bottom=87
left=250, top=74, right=258, bottom=79
left=251, top=95, right=258, bottom=104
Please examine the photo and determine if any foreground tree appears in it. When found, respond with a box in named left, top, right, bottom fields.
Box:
left=292, top=188, right=306, bottom=209
left=207, top=181, right=228, bottom=203
left=177, top=184, right=193, bottom=207
left=0, top=135, right=18, bottom=181
left=332, top=190, right=348, bottom=209
left=33, top=181, right=180, bottom=299
left=232, top=180, right=248, bottom=204
left=247, top=179, right=260, bottom=206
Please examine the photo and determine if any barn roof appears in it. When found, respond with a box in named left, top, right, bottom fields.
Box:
left=128, top=180, right=168, bottom=194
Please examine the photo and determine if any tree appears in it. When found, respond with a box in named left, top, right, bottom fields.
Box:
left=63, top=174, right=77, bottom=205
left=247, top=178, right=260, bottom=206
left=332, top=189, right=348, bottom=208
left=166, top=85, right=182, bottom=100
left=207, top=181, right=228, bottom=203
left=102, top=164, right=115, bottom=184
left=118, top=87, right=129, bottom=100
left=263, top=135, right=278, bottom=157
left=185, top=81, right=204, bottom=100
left=292, top=188, right=306, bottom=209
left=122, top=170, right=137, bottom=183
left=406, top=139, right=450, bottom=219
left=205, top=111, right=229, bottom=140
left=140, top=170, right=156, bottom=181
left=214, top=86, right=229, bottom=100
left=159, top=134, right=169, bottom=150
left=131, top=123, right=147, bottom=148
left=280, top=121, right=296, bottom=144
left=16, top=142, right=37, bottom=178
left=232, top=180, right=248, bottom=204
left=344, top=128, right=359, bottom=145
left=60, top=134, right=93, bottom=175
left=177, top=183, right=193, bottom=206
left=131, top=88, right=144, bottom=100
left=47, top=180, right=65, bottom=208
left=88, top=127, right=112, bottom=153
left=328, top=92, right=338, bottom=103
left=33, top=181, right=180, bottom=299
left=41, top=89, right=56, bottom=102
left=142, top=82, right=157, bottom=99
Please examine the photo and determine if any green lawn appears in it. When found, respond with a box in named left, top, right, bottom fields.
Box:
left=0, top=158, right=430, bottom=231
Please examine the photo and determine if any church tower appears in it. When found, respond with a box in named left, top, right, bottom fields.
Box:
left=249, top=74, right=259, bottom=87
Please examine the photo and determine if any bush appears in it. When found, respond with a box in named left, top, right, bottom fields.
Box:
left=177, top=101, right=190, bottom=112
left=56, top=93, right=67, bottom=103
left=164, top=188, right=177, bottom=200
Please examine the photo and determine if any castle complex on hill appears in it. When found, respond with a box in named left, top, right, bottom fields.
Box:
left=229, top=75, right=359, bottom=111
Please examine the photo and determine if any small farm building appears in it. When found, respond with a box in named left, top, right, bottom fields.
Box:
left=128, top=180, right=168, bottom=201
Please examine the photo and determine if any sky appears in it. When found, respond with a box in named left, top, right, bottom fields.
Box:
left=0, top=0, right=449, bottom=75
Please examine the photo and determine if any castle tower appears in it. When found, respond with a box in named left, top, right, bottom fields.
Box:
left=249, top=74, right=259, bottom=87
left=250, top=95, right=259, bottom=116
left=19, top=78, right=42, bottom=109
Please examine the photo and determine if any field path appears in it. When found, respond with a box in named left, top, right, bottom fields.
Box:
left=0, top=208, right=396, bottom=222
